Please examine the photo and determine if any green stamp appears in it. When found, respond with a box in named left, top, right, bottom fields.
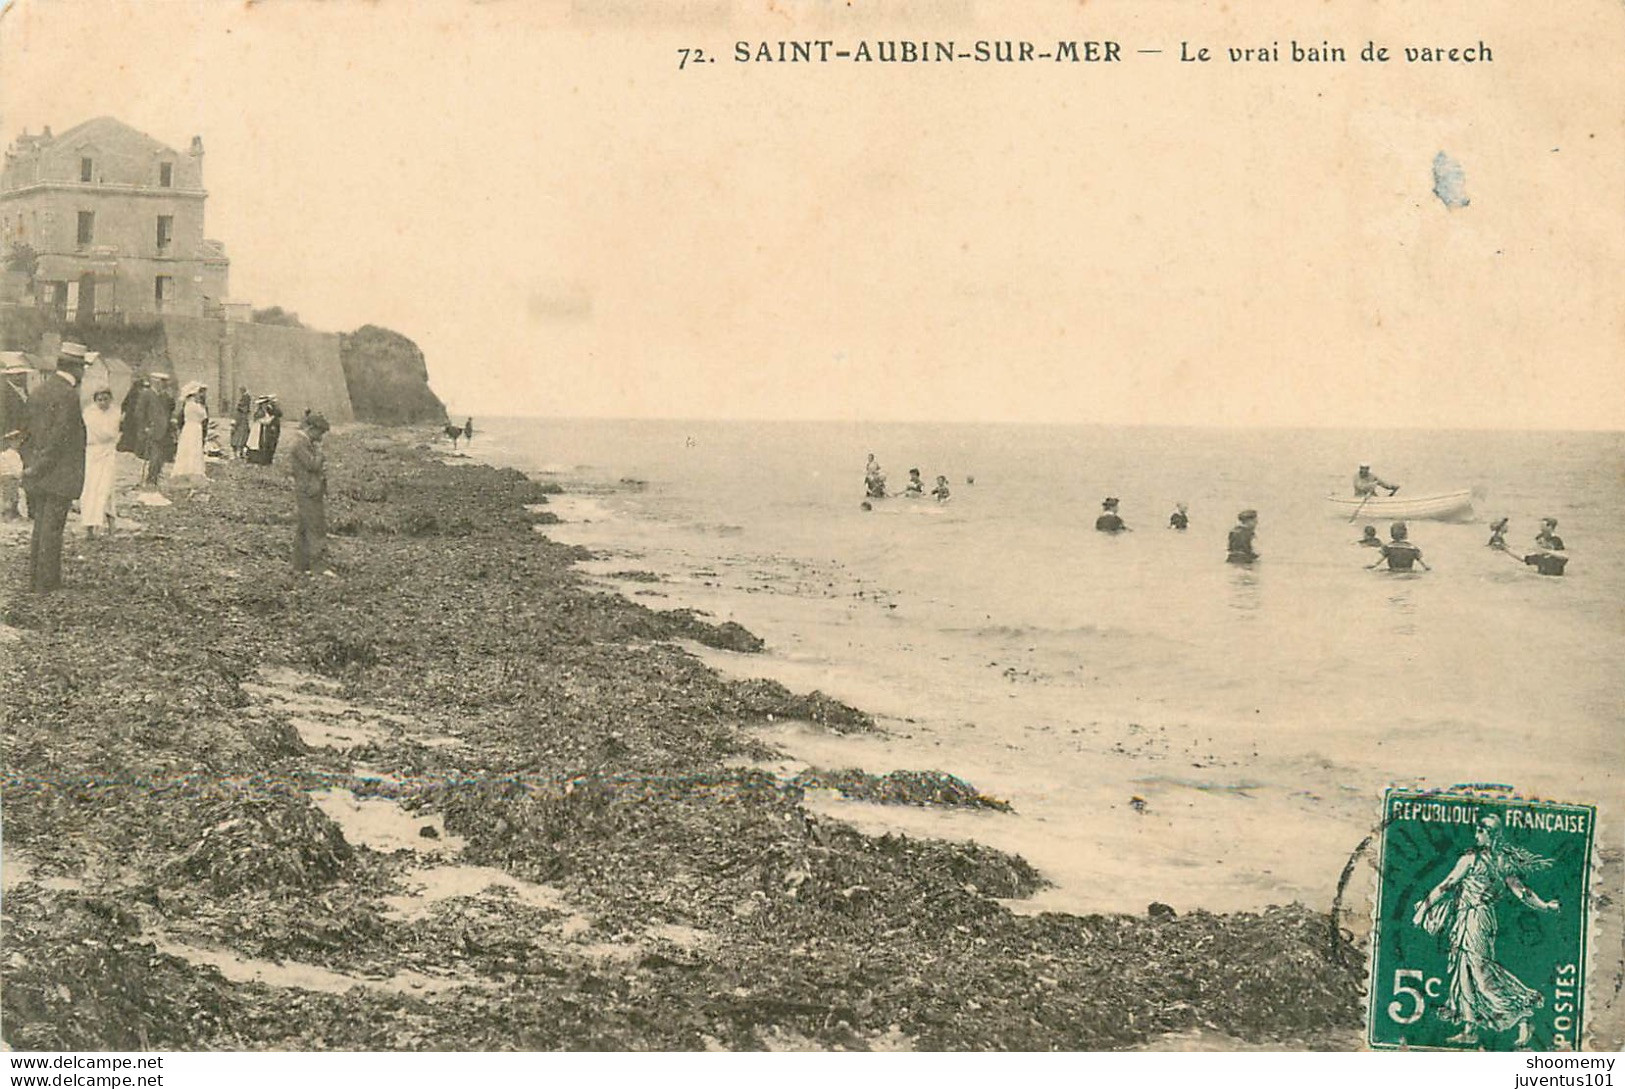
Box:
left=1368, top=789, right=1596, bottom=1051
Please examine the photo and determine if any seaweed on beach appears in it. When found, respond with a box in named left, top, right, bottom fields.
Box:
left=0, top=887, right=246, bottom=1051
left=0, top=427, right=1368, bottom=1052
left=791, top=768, right=1012, bottom=811
left=654, top=608, right=765, bottom=653
left=725, top=678, right=875, bottom=732
left=171, top=793, right=354, bottom=896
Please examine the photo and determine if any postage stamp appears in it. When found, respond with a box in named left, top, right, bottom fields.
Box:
left=1368, top=788, right=1597, bottom=1051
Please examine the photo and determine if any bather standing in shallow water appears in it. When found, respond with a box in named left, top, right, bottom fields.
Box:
left=1535, top=518, right=1565, bottom=552
left=863, top=454, right=887, bottom=499
left=1368, top=521, right=1429, bottom=572
left=1226, top=510, right=1259, bottom=564
left=1095, top=497, right=1128, bottom=533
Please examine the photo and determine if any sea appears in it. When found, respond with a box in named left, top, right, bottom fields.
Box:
left=463, top=419, right=1625, bottom=918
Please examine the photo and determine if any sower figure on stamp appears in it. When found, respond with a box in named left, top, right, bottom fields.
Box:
left=19, top=343, right=89, bottom=592
left=1411, top=813, right=1560, bottom=1048
left=287, top=411, right=331, bottom=575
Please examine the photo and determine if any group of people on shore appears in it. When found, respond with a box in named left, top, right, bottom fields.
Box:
left=110, top=369, right=218, bottom=492
left=5, top=342, right=334, bottom=593
left=863, top=455, right=951, bottom=503
left=230, top=388, right=287, bottom=465
left=445, top=417, right=476, bottom=448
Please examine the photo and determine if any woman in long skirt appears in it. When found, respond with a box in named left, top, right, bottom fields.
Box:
left=79, top=386, right=120, bottom=535
left=246, top=397, right=283, bottom=465
left=172, top=384, right=210, bottom=480
left=230, top=388, right=252, bottom=458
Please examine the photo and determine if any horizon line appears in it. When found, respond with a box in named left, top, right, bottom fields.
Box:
left=429, top=413, right=1625, bottom=436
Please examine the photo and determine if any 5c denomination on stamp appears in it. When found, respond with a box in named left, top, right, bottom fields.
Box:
left=1368, top=788, right=1596, bottom=1051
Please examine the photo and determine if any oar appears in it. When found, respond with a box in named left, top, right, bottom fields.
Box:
left=1348, top=484, right=1400, bottom=523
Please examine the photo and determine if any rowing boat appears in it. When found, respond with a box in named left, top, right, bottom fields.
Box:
left=1325, top=489, right=1475, bottom=522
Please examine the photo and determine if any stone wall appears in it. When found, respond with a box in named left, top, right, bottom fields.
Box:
left=1, top=305, right=361, bottom=423
left=161, top=316, right=353, bottom=422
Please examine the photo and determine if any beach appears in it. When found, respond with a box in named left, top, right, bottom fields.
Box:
left=470, top=419, right=1625, bottom=910
left=0, top=429, right=1365, bottom=1051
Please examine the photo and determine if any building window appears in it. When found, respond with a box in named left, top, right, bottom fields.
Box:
left=80, top=157, right=93, bottom=182
left=156, top=215, right=174, bottom=249
left=46, top=281, right=69, bottom=318
left=159, top=162, right=173, bottom=188
left=77, top=211, right=94, bottom=246
left=155, top=275, right=174, bottom=309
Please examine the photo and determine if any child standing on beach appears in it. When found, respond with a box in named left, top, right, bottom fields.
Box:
left=288, top=413, right=332, bottom=575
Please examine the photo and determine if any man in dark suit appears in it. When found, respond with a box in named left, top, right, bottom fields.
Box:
left=140, top=373, right=176, bottom=487
left=20, top=343, right=90, bottom=592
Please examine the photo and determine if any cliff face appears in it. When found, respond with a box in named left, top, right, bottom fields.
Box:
left=339, top=325, right=448, bottom=425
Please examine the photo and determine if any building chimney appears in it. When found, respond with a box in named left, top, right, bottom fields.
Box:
left=189, top=136, right=204, bottom=156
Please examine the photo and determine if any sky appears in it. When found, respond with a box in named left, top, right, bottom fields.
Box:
left=1, top=0, right=1621, bottom=428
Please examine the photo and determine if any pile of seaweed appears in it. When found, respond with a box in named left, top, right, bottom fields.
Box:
left=792, top=769, right=1013, bottom=811
left=0, top=427, right=1363, bottom=1051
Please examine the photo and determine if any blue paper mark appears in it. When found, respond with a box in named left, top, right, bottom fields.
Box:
left=1432, top=151, right=1470, bottom=209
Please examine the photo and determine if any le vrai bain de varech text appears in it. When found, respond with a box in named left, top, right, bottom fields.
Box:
left=678, top=37, right=1492, bottom=68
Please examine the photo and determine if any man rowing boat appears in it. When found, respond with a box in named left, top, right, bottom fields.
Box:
left=1353, top=463, right=1400, bottom=498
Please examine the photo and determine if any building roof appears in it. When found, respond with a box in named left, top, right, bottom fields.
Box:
left=47, top=116, right=180, bottom=159
left=3, top=116, right=203, bottom=194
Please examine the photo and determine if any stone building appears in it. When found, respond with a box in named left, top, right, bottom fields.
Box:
left=1, top=117, right=230, bottom=321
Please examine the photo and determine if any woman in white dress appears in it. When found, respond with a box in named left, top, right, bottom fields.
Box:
left=79, top=385, right=120, bottom=535
left=172, top=383, right=210, bottom=480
